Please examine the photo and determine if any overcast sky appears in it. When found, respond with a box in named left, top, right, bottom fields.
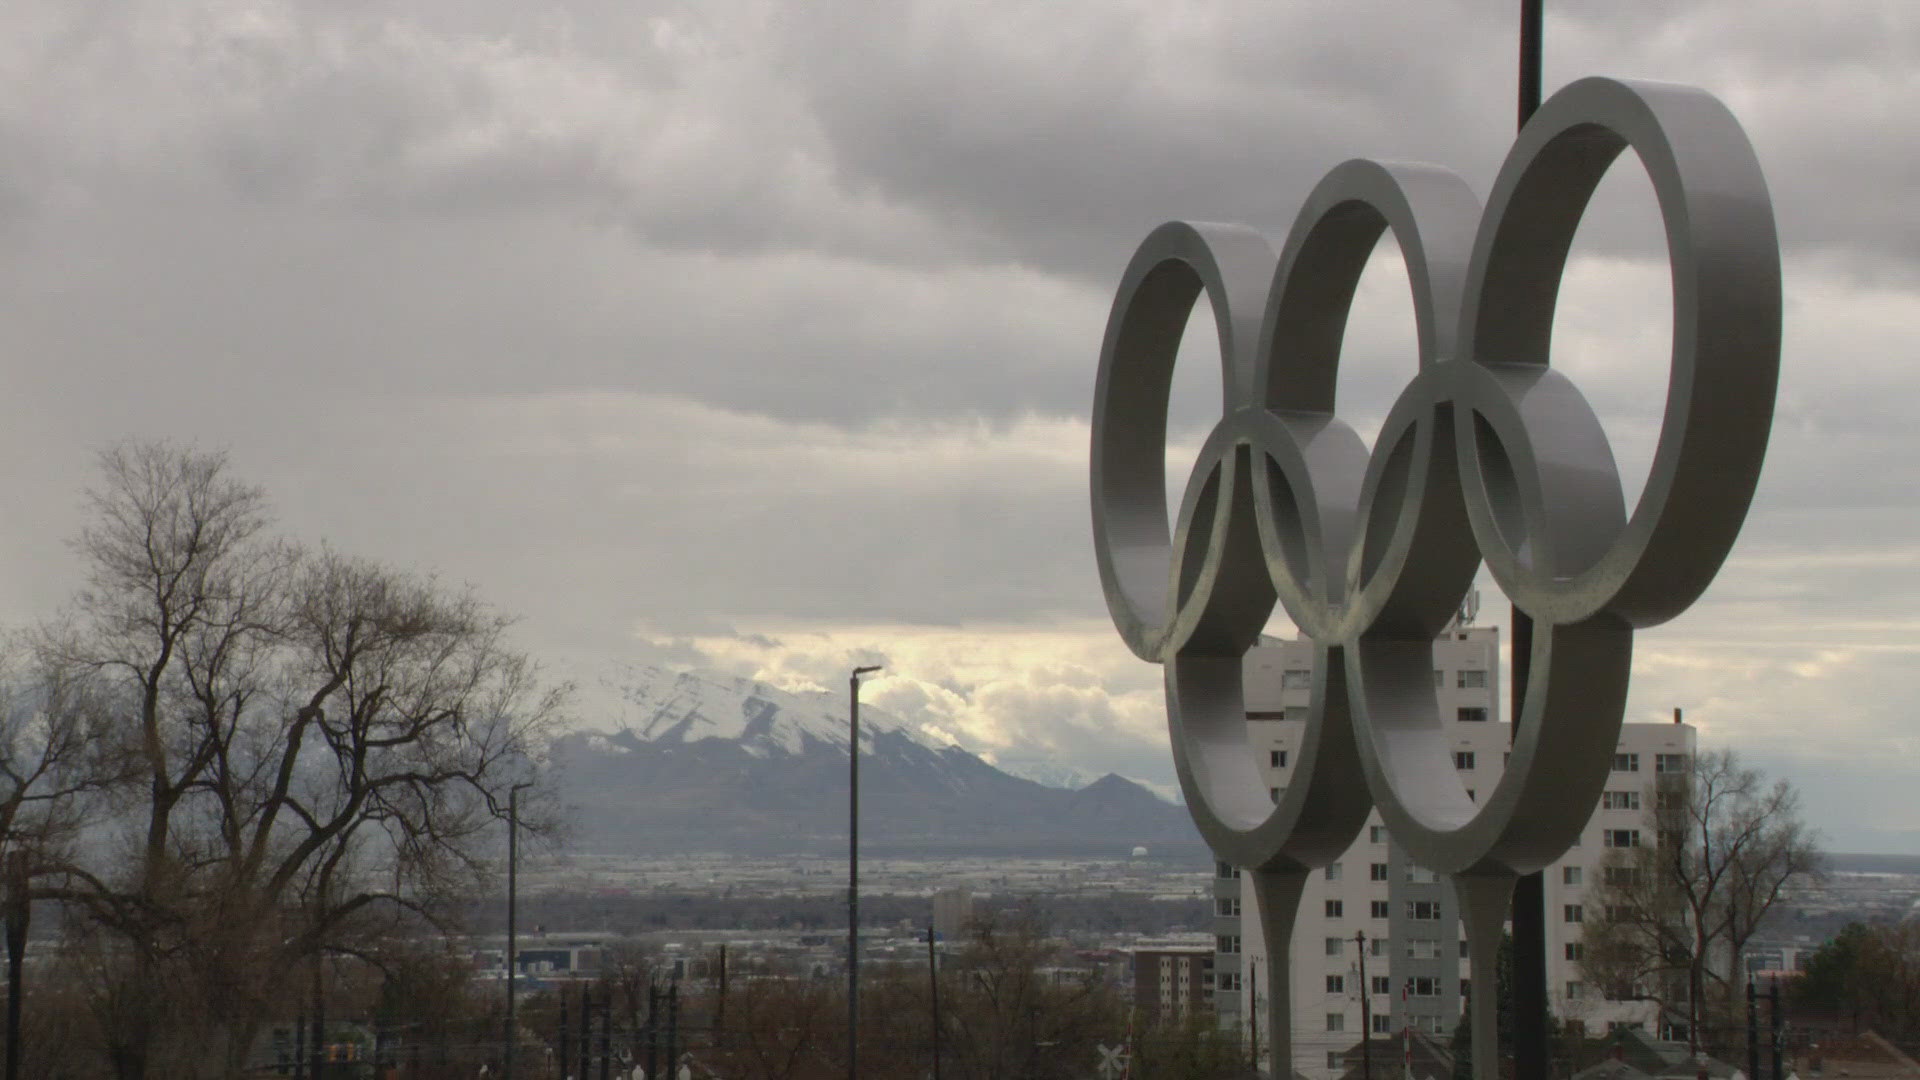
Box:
left=1, top=2, right=1915, bottom=852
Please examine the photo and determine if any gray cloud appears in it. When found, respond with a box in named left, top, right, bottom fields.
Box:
left=0, top=0, right=1915, bottom=849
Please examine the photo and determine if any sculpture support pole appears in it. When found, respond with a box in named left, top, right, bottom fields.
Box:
left=1511, top=8, right=1553, bottom=1076
left=1249, top=869, right=1306, bottom=1080
left=1510, top=610, right=1551, bottom=1078
left=1456, top=872, right=1518, bottom=1080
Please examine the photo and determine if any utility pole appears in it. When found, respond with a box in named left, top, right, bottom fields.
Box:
left=504, top=781, right=532, bottom=1080
left=1356, top=931, right=1372, bottom=1080
left=665, top=981, right=680, bottom=1080
left=4, top=851, right=28, bottom=1080
left=311, top=956, right=325, bottom=1080
left=1770, top=977, right=1784, bottom=1080
left=928, top=925, right=943, bottom=1080
left=717, top=943, right=729, bottom=1039
left=848, top=663, right=881, bottom=1080
left=645, top=983, right=659, bottom=1080
left=1248, top=957, right=1259, bottom=1071
left=577, top=984, right=592, bottom=1080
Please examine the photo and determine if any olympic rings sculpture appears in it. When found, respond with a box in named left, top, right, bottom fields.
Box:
left=1091, top=77, right=1780, bottom=884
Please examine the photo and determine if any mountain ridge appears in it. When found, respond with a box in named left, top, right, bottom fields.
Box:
left=550, top=663, right=1204, bottom=858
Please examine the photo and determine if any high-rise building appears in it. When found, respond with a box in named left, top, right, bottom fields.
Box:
left=1211, top=620, right=1696, bottom=1078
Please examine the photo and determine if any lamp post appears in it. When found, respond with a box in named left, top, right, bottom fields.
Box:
left=504, top=781, right=533, bottom=1080
left=848, top=664, right=882, bottom=1080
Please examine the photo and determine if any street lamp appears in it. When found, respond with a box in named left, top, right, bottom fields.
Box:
left=504, top=780, right=533, bottom=1080
left=848, top=664, right=882, bottom=1080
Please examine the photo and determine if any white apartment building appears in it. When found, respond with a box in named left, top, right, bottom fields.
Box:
left=1210, top=620, right=1696, bottom=1079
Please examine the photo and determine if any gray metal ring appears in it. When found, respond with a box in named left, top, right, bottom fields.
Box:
left=1090, top=77, right=1779, bottom=877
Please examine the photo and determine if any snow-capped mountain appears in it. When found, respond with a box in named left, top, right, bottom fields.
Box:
left=549, top=664, right=1203, bottom=858
left=583, top=663, right=919, bottom=755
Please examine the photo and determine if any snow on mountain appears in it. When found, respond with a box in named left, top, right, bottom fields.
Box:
left=994, top=757, right=1099, bottom=791
left=580, top=663, right=917, bottom=758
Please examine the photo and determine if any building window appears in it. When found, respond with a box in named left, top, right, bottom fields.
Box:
left=1433, top=669, right=1444, bottom=688
left=1326, top=937, right=1345, bottom=957
left=1564, top=904, right=1583, bottom=923
left=1371, top=938, right=1387, bottom=957
left=1408, top=976, right=1441, bottom=997
left=1656, top=753, right=1690, bottom=774
left=1370, top=825, right=1387, bottom=844
left=1329, top=1052, right=1345, bottom=1070
left=1216, top=898, right=1240, bottom=917
left=1326, top=1013, right=1345, bottom=1032
left=1613, top=752, right=1640, bottom=772
left=1602, top=790, right=1641, bottom=811
left=1458, top=707, right=1489, bottom=723
left=1282, top=669, right=1313, bottom=690
left=1454, top=751, right=1476, bottom=770
left=1217, top=861, right=1241, bottom=880
left=1562, top=865, right=1583, bottom=886
left=1371, top=862, right=1390, bottom=882
left=1606, top=905, right=1633, bottom=922
left=1407, top=900, right=1441, bottom=921
left=1604, top=829, right=1641, bottom=849
left=1217, top=935, right=1241, bottom=955
left=1370, top=900, right=1390, bottom=919
left=1217, top=971, right=1240, bottom=991
left=1606, top=866, right=1643, bottom=888
left=1657, top=789, right=1683, bottom=811
left=1462, top=979, right=1473, bottom=999
left=1373, top=1013, right=1393, bottom=1033
left=1270, top=787, right=1281, bottom=804
left=1406, top=939, right=1439, bottom=960
left=1407, top=865, right=1438, bottom=884
left=1372, top=975, right=1391, bottom=995
left=1566, top=981, right=1586, bottom=999
left=1326, top=900, right=1344, bottom=918
left=1326, top=863, right=1342, bottom=882
left=1327, top=974, right=1345, bottom=994
left=1270, top=749, right=1288, bottom=768
left=1457, top=670, right=1488, bottom=689
left=1565, top=942, right=1585, bottom=961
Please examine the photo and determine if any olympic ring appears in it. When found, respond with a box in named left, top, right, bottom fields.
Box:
left=1090, top=77, right=1780, bottom=878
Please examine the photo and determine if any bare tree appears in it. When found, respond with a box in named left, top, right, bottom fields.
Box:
left=942, top=906, right=1120, bottom=1080
left=1580, top=749, right=1822, bottom=1053
left=0, top=634, right=115, bottom=870
left=33, top=442, right=567, bottom=1079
